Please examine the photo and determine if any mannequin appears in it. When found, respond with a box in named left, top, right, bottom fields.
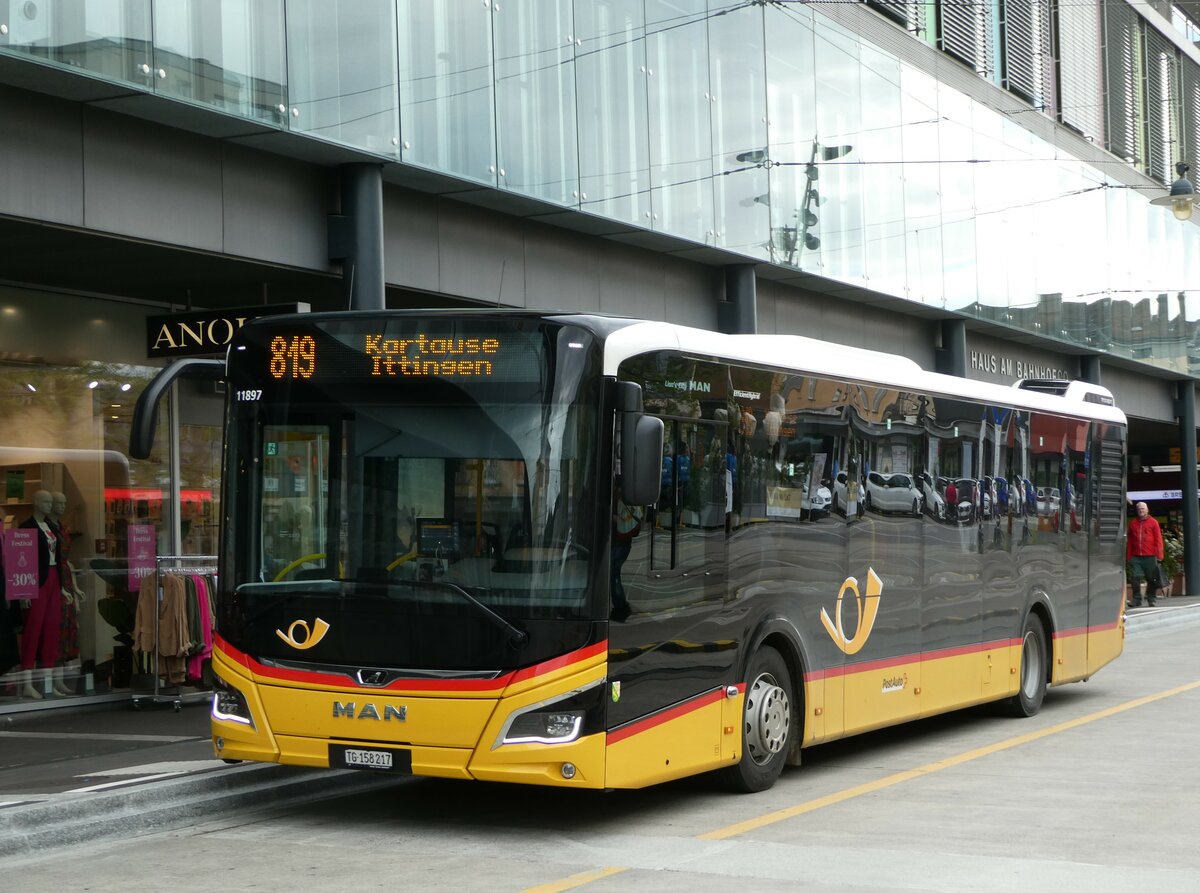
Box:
left=17, top=490, right=65, bottom=699
left=50, top=491, right=83, bottom=696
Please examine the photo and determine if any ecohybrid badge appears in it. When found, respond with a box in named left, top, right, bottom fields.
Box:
left=276, top=617, right=330, bottom=650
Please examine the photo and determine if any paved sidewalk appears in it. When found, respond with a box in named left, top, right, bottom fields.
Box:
left=0, top=697, right=398, bottom=859
left=1, top=597, right=1198, bottom=860
left=1123, top=592, right=1200, bottom=625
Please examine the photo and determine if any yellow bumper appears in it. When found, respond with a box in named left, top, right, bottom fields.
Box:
left=210, top=641, right=612, bottom=788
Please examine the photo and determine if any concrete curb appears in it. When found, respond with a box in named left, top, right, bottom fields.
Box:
left=1126, top=602, right=1200, bottom=634
left=0, top=762, right=401, bottom=861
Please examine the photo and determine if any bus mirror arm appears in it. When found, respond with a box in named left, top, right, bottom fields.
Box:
left=130, top=358, right=226, bottom=459
left=617, top=382, right=664, bottom=506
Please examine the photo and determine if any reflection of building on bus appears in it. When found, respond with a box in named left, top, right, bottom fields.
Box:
left=133, top=312, right=1128, bottom=795
left=103, top=487, right=216, bottom=556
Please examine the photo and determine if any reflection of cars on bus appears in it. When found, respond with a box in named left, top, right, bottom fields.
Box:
left=917, top=471, right=946, bottom=520
left=831, top=470, right=864, bottom=516
left=802, top=477, right=832, bottom=520
left=864, top=472, right=922, bottom=516
left=1037, top=487, right=1060, bottom=515
left=980, top=476, right=999, bottom=520
left=951, top=478, right=982, bottom=522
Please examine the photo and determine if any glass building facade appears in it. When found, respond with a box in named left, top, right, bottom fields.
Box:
left=3, top=0, right=1199, bottom=375
left=2, top=0, right=1199, bottom=709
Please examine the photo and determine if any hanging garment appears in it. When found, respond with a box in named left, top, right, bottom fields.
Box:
left=135, top=573, right=192, bottom=684
left=51, top=522, right=81, bottom=661
left=186, top=575, right=216, bottom=682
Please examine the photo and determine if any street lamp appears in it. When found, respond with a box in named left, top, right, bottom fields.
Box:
left=1151, top=161, right=1198, bottom=221
left=796, top=141, right=853, bottom=260
left=755, top=140, right=853, bottom=265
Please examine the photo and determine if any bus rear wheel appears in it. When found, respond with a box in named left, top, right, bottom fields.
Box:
left=720, top=646, right=792, bottom=793
left=1004, top=612, right=1047, bottom=717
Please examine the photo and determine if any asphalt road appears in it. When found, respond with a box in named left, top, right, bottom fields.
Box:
left=6, top=609, right=1200, bottom=891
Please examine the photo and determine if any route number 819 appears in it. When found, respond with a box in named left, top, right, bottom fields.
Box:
left=269, top=335, right=316, bottom=379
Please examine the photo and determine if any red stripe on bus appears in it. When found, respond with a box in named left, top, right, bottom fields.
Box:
left=801, top=621, right=1116, bottom=683
left=508, top=641, right=609, bottom=685
left=213, top=636, right=607, bottom=693
left=606, top=685, right=737, bottom=746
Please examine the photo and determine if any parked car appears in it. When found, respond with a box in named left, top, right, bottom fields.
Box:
left=979, top=476, right=998, bottom=520
left=801, top=476, right=832, bottom=520
left=951, top=478, right=979, bottom=522
left=865, top=471, right=923, bottom=516
left=917, top=471, right=946, bottom=520
left=832, top=470, right=864, bottom=516
left=1022, top=477, right=1037, bottom=516
left=1036, top=486, right=1060, bottom=516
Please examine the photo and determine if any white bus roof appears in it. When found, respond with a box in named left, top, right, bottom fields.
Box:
left=602, top=321, right=1126, bottom=425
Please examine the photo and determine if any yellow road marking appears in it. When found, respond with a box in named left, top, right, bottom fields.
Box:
left=700, top=679, right=1200, bottom=840
left=521, top=679, right=1200, bottom=890
left=519, top=867, right=629, bottom=893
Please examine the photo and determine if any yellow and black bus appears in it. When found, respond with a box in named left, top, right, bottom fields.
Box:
left=134, top=311, right=1127, bottom=793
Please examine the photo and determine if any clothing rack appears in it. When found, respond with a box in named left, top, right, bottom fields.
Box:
left=132, top=554, right=217, bottom=712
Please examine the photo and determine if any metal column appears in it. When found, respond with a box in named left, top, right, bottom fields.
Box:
left=935, top=319, right=967, bottom=377
left=1079, top=355, right=1101, bottom=384
left=1178, top=381, right=1199, bottom=595
left=717, top=264, right=757, bottom=334
left=329, top=163, right=386, bottom=311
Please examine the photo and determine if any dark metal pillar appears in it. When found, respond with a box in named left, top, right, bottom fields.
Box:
left=935, top=319, right=967, bottom=377
left=1079, top=355, right=1101, bottom=384
left=328, top=163, right=386, bottom=311
left=717, top=264, right=757, bottom=334
left=1178, top=381, right=1199, bottom=595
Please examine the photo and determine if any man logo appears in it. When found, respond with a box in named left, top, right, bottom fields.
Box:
left=275, top=617, right=331, bottom=650
left=820, top=569, right=883, bottom=655
left=332, top=701, right=407, bottom=721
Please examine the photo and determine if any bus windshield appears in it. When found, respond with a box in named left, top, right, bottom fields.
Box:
left=220, top=315, right=603, bottom=666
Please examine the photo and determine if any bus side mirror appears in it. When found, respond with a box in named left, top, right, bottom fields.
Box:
left=130, top=358, right=226, bottom=459
left=617, top=381, right=664, bottom=506
left=623, top=415, right=664, bottom=505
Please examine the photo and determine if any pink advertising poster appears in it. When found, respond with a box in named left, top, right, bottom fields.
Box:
left=128, top=523, right=157, bottom=591
left=4, top=529, right=38, bottom=601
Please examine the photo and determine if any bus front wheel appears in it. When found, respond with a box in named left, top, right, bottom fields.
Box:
left=720, top=646, right=792, bottom=793
left=1004, top=613, right=1047, bottom=717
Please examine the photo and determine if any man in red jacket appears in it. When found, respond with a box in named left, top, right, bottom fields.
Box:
left=1127, top=501, right=1164, bottom=607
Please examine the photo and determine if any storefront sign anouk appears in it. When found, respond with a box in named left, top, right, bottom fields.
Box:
left=146, top=303, right=310, bottom=358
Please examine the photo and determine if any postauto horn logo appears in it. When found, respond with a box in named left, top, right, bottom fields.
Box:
left=276, top=617, right=331, bottom=650
left=820, top=569, right=882, bottom=656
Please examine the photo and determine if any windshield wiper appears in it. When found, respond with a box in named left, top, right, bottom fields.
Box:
left=240, top=578, right=529, bottom=650
left=391, top=579, right=529, bottom=650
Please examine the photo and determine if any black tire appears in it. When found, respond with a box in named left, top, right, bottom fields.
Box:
left=1003, top=613, right=1048, bottom=717
left=719, top=647, right=793, bottom=793
left=912, top=498, right=921, bottom=517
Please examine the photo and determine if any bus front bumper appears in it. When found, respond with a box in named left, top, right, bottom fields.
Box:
left=210, top=645, right=610, bottom=788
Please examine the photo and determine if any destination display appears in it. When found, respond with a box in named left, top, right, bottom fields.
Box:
left=259, top=323, right=544, bottom=385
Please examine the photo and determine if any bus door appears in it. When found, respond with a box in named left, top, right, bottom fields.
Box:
left=608, top=417, right=731, bottom=729
left=1058, top=418, right=1092, bottom=679
left=1087, top=422, right=1126, bottom=673
left=843, top=399, right=925, bottom=734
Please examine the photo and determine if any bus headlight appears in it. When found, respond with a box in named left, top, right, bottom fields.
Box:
left=211, top=677, right=255, bottom=728
left=504, top=711, right=584, bottom=745
left=497, top=681, right=604, bottom=748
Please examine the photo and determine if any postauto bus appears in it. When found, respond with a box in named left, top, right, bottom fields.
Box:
left=131, top=311, right=1126, bottom=792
